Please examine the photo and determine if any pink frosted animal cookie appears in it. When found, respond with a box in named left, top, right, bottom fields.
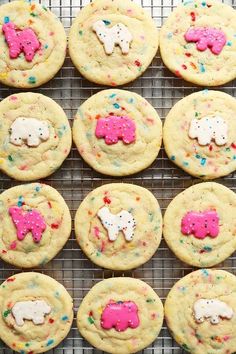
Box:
left=181, top=210, right=219, bottom=239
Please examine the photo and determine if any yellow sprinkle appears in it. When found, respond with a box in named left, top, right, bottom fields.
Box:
left=98, top=306, right=103, bottom=314
left=0, top=159, right=4, bottom=164
left=0, top=72, right=8, bottom=79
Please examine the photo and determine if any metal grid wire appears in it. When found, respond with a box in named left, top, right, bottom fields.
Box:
left=0, top=0, right=235, bottom=352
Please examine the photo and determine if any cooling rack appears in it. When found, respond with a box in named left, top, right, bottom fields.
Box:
left=0, top=0, right=235, bottom=353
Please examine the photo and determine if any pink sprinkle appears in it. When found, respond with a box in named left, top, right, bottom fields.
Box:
left=9, top=96, right=18, bottom=101
left=94, top=226, right=100, bottom=239
left=101, top=240, right=105, bottom=252
left=49, top=32, right=54, bottom=36
left=181, top=210, right=219, bottom=239
left=10, top=240, right=17, bottom=250
left=185, top=27, right=226, bottom=55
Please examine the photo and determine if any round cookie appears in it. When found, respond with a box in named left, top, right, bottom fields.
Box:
left=160, top=0, right=236, bottom=86
left=163, top=182, right=236, bottom=268
left=69, top=0, right=158, bottom=86
left=0, top=272, right=73, bottom=353
left=73, top=89, right=162, bottom=176
left=165, top=269, right=236, bottom=354
left=75, top=183, right=162, bottom=270
left=0, top=183, right=71, bottom=268
left=0, top=92, right=71, bottom=181
left=77, top=277, right=163, bottom=354
left=163, top=90, right=236, bottom=179
left=0, top=0, right=66, bottom=88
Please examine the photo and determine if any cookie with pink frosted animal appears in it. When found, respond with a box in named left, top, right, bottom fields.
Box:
left=73, top=89, right=162, bottom=176
left=160, top=0, right=236, bottom=86
left=0, top=183, right=71, bottom=268
left=0, top=0, right=66, bottom=88
left=163, top=182, right=236, bottom=268
left=77, top=277, right=164, bottom=354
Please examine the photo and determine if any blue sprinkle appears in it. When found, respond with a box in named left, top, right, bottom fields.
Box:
left=61, top=315, right=69, bottom=321
left=117, top=301, right=123, bottom=304
left=17, top=196, right=24, bottom=207
left=227, top=41, right=232, bottom=46
left=233, top=155, right=236, bottom=160
left=201, top=1, right=206, bottom=6
left=199, top=63, right=206, bottom=73
left=46, top=339, right=54, bottom=347
left=167, top=32, right=173, bottom=39
left=109, top=93, right=116, bottom=99
left=4, top=16, right=10, bottom=23
left=201, top=158, right=206, bottom=166
left=44, top=44, right=49, bottom=49
left=55, top=291, right=60, bottom=298
left=183, top=161, right=189, bottom=166
left=195, top=154, right=201, bottom=159
left=20, top=351, right=25, bottom=354
left=113, top=103, right=120, bottom=109
left=202, top=89, right=209, bottom=94
left=170, top=155, right=176, bottom=161
left=201, top=269, right=209, bottom=277
left=35, top=186, right=41, bottom=192
left=103, top=20, right=111, bottom=26
left=128, top=98, right=134, bottom=104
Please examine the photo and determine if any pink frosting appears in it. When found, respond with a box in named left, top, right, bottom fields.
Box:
left=101, top=301, right=140, bottom=332
left=2, top=22, right=40, bottom=62
left=95, top=115, right=136, bottom=145
left=181, top=210, right=219, bottom=239
left=184, top=27, right=226, bottom=55
left=9, top=206, right=46, bottom=243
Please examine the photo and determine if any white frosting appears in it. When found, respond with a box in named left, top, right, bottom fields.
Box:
left=10, top=117, right=50, bottom=147
left=12, top=300, right=51, bottom=327
left=92, top=20, right=133, bottom=55
left=97, top=206, right=136, bottom=241
left=188, top=116, right=228, bottom=146
left=193, top=299, right=234, bottom=324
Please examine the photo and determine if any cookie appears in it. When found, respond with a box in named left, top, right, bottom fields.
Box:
left=68, top=0, right=158, bottom=86
left=0, top=92, right=71, bottom=181
left=165, top=269, right=236, bottom=354
left=0, top=0, right=66, bottom=88
left=77, top=277, right=163, bottom=354
left=0, top=183, right=71, bottom=268
left=163, top=182, right=236, bottom=268
left=163, top=90, right=236, bottom=179
left=0, top=272, right=73, bottom=353
left=160, top=0, right=236, bottom=86
left=75, top=183, right=162, bottom=270
left=73, top=89, right=162, bottom=176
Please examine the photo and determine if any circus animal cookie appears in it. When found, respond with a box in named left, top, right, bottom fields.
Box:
left=160, top=1, right=236, bottom=86
left=0, top=93, right=71, bottom=181
left=163, top=182, right=236, bottom=268
left=189, top=116, right=228, bottom=146
left=97, top=207, right=136, bottom=241
left=10, top=117, right=50, bottom=147
left=69, top=0, right=159, bottom=86
left=73, top=89, right=162, bottom=176
left=0, top=183, right=71, bottom=268
left=9, top=206, right=46, bottom=243
left=181, top=210, right=219, bottom=239
left=95, top=115, right=136, bottom=145
left=184, top=27, right=226, bottom=55
left=12, top=300, right=51, bottom=327
left=75, top=183, right=162, bottom=270
left=163, top=90, right=236, bottom=179
left=165, top=269, right=236, bottom=354
left=0, top=272, right=73, bottom=353
left=92, top=21, right=132, bottom=55
left=2, top=21, right=40, bottom=62
left=77, top=277, right=164, bottom=353
left=101, top=301, right=139, bottom=331
left=0, top=1, right=66, bottom=88
left=193, top=299, right=234, bottom=325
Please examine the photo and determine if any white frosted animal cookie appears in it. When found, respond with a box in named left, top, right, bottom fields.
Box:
left=12, top=300, right=51, bottom=327
left=193, top=299, right=234, bottom=325
left=97, top=206, right=136, bottom=241
left=10, top=117, right=50, bottom=147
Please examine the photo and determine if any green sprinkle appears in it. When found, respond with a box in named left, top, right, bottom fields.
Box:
left=96, top=251, right=101, bottom=257
left=182, top=343, right=190, bottom=351
left=183, top=161, right=189, bottom=166
left=149, top=213, right=154, bottom=222
left=88, top=316, right=95, bottom=324
left=30, top=12, right=38, bottom=17
left=195, top=112, right=199, bottom=117
left=43, top=6, right=48, bottom=11
left=28, top=76, right=36, bottom=84
left=180, top=239, right=184, bottom=244
left=79, top=30, right=83, bottom=36
left=25, top=343, right=30, bottom=347
left=203, top=246, right=212, bottom=252
left=146, top=298, right=155, bottom=303
left=8, top=155, right=13, bottom=162
left=171, top=155, right=176, bottom=161
left=3, top=309, right=11, bottom=317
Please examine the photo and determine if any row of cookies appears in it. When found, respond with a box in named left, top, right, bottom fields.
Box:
left=0, top=181, right=235, bottom=269
left=0, top=269, right=236, bottom=354
left=1, top=0, right=236, bottom=88
left=1, top=89, right=236, bottom=181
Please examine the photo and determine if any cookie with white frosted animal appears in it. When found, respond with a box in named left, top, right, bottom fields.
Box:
left=0, top=92, right=71, bottom=181
left=163, top=182, right=236, bottom=268
left=0, top=272, right=73, bottom=353
left=163, top=90, right=236, bottom=179
left=0, top=183, right=71, bottom=268
left=165, top=269, right=236, bottom=354
left=68, top=0, right=159, bottom=86
left=74, top=183, right=162, bottom=270
left=77, top=277, right=163, bottom=354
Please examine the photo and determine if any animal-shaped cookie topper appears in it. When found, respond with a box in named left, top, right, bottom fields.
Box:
left=193, top=299, right=234, bottom=324
left=92, top=20, right=133, bottom=55
left=12, top=300, right=51, bottom=327
left=181, top=210, right=219, bottom=239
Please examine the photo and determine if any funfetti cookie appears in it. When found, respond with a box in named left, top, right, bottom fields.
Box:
left=163, top=182, right=236, bottom=268
left=0, top=92, right=71, bottom=181
left=160, top=0, right=236, bottom=86
left=75, top=183, right=162, bottom=270
left=0, top=183, right=71, bottom=268
left=77, top=277, right=164, bottom=354
left=73, top=89, right=162, bottom=176
left=69, top=0, right=159, bottom=86
left=0, top=0, right=66, bottom=88
left=163, top=90, right=236, bottom=179
left=0, top=272, right=73, bottom=353
left=165, top=269, right=236, bottom=354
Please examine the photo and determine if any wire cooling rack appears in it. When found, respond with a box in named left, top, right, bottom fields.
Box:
left=0, top=0, right=235, bottom=353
